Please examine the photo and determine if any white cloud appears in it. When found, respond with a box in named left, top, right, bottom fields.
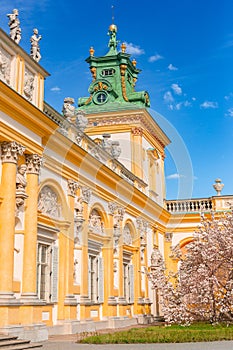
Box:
left=148, top=54, right=163, bottom=62
left=226, top=107, right=233, bottom=117
left=183, top=100, right=192, bottom=107
left=125, top=42, right=145, bottom=55
left=192, top=97, right=196, bottom=101
left=224, top=93, right=233, bottom=100
left=163, top=91, right=174, bottom=103
left=168, top=63, right=178, bottom=71
left=171, top=83, right=182, bottom=95
left=50, top=86, right=61, bottom=92
left=173, top=100, right=192, bottom=110
left=167, top=173, right=185, bottom=180
left=200, top=101, right=218, bottom=109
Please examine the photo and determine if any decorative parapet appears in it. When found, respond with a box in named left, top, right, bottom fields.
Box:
left=166, top=198, right=213, bottom=213
left=166, top=196, right=233, bottom=214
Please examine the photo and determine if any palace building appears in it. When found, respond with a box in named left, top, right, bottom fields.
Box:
left=0, top=20, right=232, bottom=341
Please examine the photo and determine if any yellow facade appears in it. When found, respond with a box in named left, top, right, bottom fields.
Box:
left=0, top=26, right=232, bottom=342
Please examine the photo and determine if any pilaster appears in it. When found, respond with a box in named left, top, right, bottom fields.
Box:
left=64, top=179, right=78, bottom=319
left=131, top=127, right=143, bottom=179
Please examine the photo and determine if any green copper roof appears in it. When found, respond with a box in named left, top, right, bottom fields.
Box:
left=78, top=24, right=150, bottom=113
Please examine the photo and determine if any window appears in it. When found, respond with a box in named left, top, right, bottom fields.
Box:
left=96, top=92, right=107, bottom=104
left=89, top=255, right=99, bottom=302
left=101, top=69, right=115, bottom=76
left=37, top=242, right=58, bottom=303
left=123, top=252, right=134, bottom=304
left=88, top=240, right=104, bottom=303
left=37, top=243, right=51, bottom=301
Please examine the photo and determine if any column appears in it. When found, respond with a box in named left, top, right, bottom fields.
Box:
left=0, top=141, right=25, bottom=301
left=21, top=154, right=42, bottom=302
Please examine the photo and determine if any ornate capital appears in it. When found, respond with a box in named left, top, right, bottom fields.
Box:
left=108, top=202, right=118, bottom=215
left=165, top=232, right=173, bottom=242
left=131, top=127, right=143, bottom=136
left=1, top=141, right=25, bottom=164
left=67, top=179, right=79, bottom=197
left=81, top=186, right=92, bottom=203
left=25, top=154, right=42, bottom=174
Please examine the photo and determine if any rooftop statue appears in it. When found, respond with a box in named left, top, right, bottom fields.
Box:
left=106, top=24, right=119, bottom=55
left=62, top=97, right=75, bottom=120
left=7, top=8, right=21, bottom=44
left=30, top=28, right=42, bottom=62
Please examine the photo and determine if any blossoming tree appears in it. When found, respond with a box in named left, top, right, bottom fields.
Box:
left=149, top=211, right=233, bottom=324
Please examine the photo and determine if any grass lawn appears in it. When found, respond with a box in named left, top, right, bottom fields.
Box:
left=78, top=323, right=233, bottom=344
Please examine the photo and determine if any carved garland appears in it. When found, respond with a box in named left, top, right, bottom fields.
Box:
left=120, top=64, right=128, bottom=102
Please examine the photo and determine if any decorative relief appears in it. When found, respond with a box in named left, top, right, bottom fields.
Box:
left=88, top=209, right=104, bottom=235
left=0, top=48, right=11, bottom=85
left=131, top=127, right=143, bottom=136
left=67, top=179, right=78, bottom=197
left=123, top=224, right=132, bottom=245
left=38, top=186, right=62, bottom=219
left=1, top=141, right=25, bottom=164
left=24, top=69, right=35, bottom=102
left=25, top=154, right=42, bottom=174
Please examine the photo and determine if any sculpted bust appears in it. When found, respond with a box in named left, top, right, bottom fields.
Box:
left=16, top=164, right=27, bottom=191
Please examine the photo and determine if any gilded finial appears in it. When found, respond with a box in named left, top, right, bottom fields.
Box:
left=121, top=42, right=126, bottom=53
left=89, top=46, right=95, bottom=56
left=132, top=58, right=137, bottom=67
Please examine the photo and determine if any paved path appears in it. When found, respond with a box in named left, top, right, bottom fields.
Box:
left=42, top=341, right=233, bottom=350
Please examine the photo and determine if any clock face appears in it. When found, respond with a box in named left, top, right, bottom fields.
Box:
left=95, top=92, right=107, bottom=104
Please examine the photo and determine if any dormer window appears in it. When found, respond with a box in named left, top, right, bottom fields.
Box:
left=101, top=69, right=115, bottom=77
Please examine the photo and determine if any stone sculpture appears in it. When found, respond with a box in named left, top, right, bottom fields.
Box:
left=30, top=28, right=42, bottom=62
left=62, top=97, right=75, bottom=120
left=7, top=9, right=21, bottom=44
left=15, top=164, right=28, bottom=213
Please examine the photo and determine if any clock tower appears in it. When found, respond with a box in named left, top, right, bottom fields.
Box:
left=78, top=24, right=150, bottom=112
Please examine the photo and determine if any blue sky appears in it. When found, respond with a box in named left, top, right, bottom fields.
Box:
left=1, top=0, right=233, bottom=199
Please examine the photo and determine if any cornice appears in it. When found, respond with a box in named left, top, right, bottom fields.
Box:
left=85, top=108, right=171, bottom=149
